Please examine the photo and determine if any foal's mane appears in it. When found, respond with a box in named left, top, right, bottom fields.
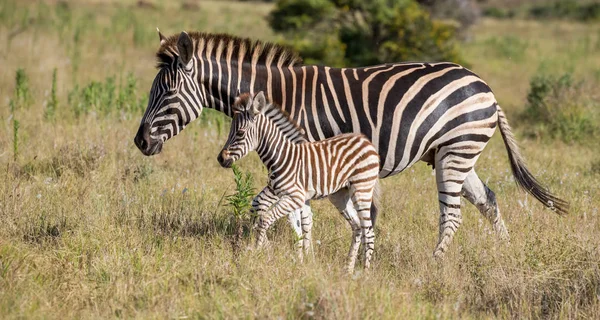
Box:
left=156, top=32, right=302, bottom=68
left=235, top=94, right=308, bottom=144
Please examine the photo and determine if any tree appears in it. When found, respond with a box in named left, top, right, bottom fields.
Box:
left=269, top=0, right=465, bottom=67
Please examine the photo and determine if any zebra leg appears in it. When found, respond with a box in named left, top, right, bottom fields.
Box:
left=256, top=194, right=304, bottom=250
left=330, top=189, right=362, bottom=273
left=462, top=169, right=509, bottom=241
left=300, top=201, right=314, bottom=259
left=433, top=149, right=480, bottom=258
left=252, top=186, right=281, bottom=248
left=349, top=186, right=375, bottom=270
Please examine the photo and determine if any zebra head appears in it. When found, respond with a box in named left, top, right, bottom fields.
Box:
left=134, top=31, right=204, bottom=156
left=217, top=91, right=267, bottom=168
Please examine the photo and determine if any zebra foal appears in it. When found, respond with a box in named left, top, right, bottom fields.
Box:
left=217, top=91, right=380, bottom=272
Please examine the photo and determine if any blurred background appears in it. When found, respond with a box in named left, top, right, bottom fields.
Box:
left=0, top=0, right=599, bottom=318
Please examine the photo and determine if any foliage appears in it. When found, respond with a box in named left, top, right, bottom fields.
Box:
left=11, top=68, right=32, bottom=111
left=12, top=119, right=19, bottom=162
left=482, top=7, right=515, bottom=19
left=418, top=0, right=481, bottom=34
left=269, top=0, right=465, bottom=67
left=45, top=68, right=58, bottom=121
left=225, top=164, right=256, bottom=254
left=225, top=164, right=255, bottom=220
left=523, top=73, right=599, bottom=143
left=67, top=73, right=147, bottom=118
left=529, top=0, right=600, bottom=22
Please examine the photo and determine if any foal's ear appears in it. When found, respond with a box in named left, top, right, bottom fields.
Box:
left=177, top=31, right=193, bottom=67
left=251, top=91, right=267, bottom=116
left=157, top=27, right=167, bottom=46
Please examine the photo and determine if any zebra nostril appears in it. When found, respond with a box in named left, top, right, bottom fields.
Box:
left=140, top=139, right=147, bottom=150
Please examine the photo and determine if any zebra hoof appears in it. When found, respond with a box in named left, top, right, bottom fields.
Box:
left=432, top=249, right=445, bottom=260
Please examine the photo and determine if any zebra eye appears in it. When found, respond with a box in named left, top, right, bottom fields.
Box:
left=236, top=129, right=246, bottom=136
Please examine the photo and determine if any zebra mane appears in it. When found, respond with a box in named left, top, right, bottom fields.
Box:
left=234, top=94, right=308, bottom=144
left=156, top=32, right=302, bottom=68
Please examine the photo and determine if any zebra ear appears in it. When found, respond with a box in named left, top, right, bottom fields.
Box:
left=157, top=27, right=167, bottom=45
left=177, top=31, right=193, bottom=67
left=251, top=91, right=267, bottom=116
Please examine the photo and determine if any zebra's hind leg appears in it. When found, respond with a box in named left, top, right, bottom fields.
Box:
left=329, top=189, right=362, bottom=273
left=433, top=147, right=482, bottom=258
left=300, top=201, right=314, bottom=259
left=349, top=186, right=375, bottom=270
left=462, top=169, right=509, bottom=241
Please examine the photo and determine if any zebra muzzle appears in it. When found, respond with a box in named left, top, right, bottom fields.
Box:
left=217, top=149, right=233, bottom=168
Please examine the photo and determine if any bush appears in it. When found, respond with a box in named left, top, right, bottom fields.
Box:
left=482, top=7, right=515, bottom=19
left=67, top=73, right=147, bottom=118
left=522, top=73, right=599, bottom=143
left=269, top=0, right=465, bottom=67
left=418, top=0, right=481, bottom=35
left=529, top=0, right=600, bottom=22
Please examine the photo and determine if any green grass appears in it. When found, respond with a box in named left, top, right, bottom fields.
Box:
left=0, top=1, right=599, bottom=319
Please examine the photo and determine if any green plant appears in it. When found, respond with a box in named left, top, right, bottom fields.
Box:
left=14, top=68, right=32, bottom=110
left=523, top=73, right=598, bottom=143
left=529, top=0, right=600, bottom=22
left=225, top=164, right=255, bottom=255
left=68, top=73, right=147, bottom=117
left=45, top=68, right=58, bottom=120
left=269, top=0, right=465, bottom=67
left=12, top=119, right=19, bottom=162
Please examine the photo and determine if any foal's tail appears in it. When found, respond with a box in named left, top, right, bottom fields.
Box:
left=496, top=105, right=569, bottom=214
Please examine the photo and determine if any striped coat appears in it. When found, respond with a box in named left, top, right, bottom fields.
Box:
left=218, top=91, right=379, bottom=272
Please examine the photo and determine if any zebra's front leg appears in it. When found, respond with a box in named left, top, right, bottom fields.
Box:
left=256, top=193, right=304, bottom=250
left=252, top=186, right=280, bottom=248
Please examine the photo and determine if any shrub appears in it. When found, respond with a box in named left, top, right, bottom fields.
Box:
left=529, top=0, right=600, bottom=22
left=67, top=73, right=147, bottom=118
left=482, top=7, right=515, bottom=19
left=226, top=164, right=256, bottom=255
left=269, top=0, right=465, bottom=67
left=522, top=73, right=599, bottom=143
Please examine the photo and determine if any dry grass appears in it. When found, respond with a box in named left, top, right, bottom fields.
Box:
left=0, top=1, right=599, bottom=319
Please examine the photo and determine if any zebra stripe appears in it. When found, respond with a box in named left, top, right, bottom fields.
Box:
left=135, top=31, right=569, bottom=258
left=218, top=92, right=380, bottom=272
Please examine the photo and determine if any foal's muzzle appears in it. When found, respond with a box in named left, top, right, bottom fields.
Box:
left=217, top=149, right=233, bottom=168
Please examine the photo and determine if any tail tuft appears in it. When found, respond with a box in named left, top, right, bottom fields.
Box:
left=496, top=105, right=569, bottom=214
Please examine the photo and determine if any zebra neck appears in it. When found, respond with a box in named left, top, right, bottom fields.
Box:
left=255, top=117, right=299, bottom=173
left=201, top=62, right=289, bottom=118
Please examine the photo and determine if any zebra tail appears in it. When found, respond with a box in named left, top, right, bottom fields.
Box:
left=370, top=180, right=382, bottom=226
left=496, top=105, right=569, bottom=214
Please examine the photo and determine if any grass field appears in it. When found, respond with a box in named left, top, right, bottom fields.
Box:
left=1, top=0, right=599, bottom=318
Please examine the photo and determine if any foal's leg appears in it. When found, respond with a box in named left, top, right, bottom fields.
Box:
left=256, top=192, right=305, bottom=250
left=254, top=186, right=308, bottom=252
left=330, top=189, right=361, bottom=273
left=348, top=184, right=375, bottom=270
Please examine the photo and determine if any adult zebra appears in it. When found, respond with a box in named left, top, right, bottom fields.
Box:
left=134, top=31, right=568, bottom=257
